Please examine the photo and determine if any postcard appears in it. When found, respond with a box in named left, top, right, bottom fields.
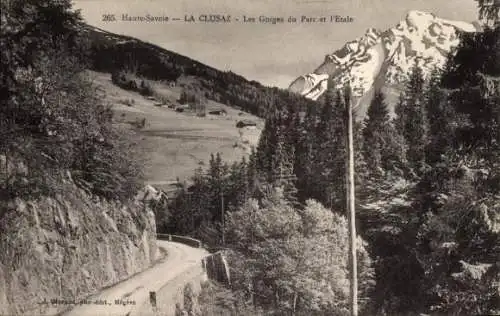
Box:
left=1, top=1, right=498, bottom=315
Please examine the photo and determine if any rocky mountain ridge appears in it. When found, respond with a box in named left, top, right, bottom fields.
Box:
left=289, top=10, right=480, bottom=115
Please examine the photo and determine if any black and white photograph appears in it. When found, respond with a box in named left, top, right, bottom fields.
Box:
left=0, top=0, right=499, bottom=315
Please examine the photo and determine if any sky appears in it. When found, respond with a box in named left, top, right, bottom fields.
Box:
left=73, top=0, right=479, bottom=88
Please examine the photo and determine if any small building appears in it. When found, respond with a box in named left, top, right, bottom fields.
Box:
left=236, top=120, right=257, bottom=128
left=208, top=109, right=227, bottom=116
left=175, top=104, right=190, bottom=112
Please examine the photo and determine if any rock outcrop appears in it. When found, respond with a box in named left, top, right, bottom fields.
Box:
left=0, top=182, right=158, bottom=316
left=202, top=251, right=231, bottom=286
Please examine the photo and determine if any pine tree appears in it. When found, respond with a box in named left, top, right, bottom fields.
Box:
left=475, top=0, right=500, bottom=26
left=206, top=153, right=229, bottom=224
left=169, top=167, right=210, bottom=236
left=247, top=147, right=260, bottom=198
left=362, top=90, right=390, bottom=177
left=330, top=90, right=348, bottom=212
left=424, top=67, right=455, bottom=166
left=237, top=156, right=250, bottom=204
left=295, top=103, right=318, bottom=203
left=313, top=81, right=347, bottom=211
left=256, top=107, right=279, bottom=181
left=394, top=92, right=406, bottom=132
left=411, top=23, right=500, bottom=315
left=268, top=112, right=298, bottom=203
left=403, top=62, right=429, bottom=174
left=190, top=167, right=211, bottom=231
left=226, top=160, right=246, bottom=210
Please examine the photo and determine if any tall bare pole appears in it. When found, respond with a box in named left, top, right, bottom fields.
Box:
left=221, top=190, right=225, bottom=246
left=345, top=85, right=358, bottom=316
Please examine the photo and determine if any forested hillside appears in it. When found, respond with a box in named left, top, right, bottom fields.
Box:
left=160, top=2, right=499, bottom=314
left=1, top=0, right=144, bottom=201
left=84, top=25, right=317, bottom=117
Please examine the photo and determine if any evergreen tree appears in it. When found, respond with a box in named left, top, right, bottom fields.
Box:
left=402, top=62, right=429, bottom=174
left=313, top=81, right=347, bottom=211
left=246, top=147, right=260, bottom=198
left=255, top=107, right=279, bottom=182
left=362, top=90, right=390, bottom=177
left=393, top=92, right=406, bottom=132
left=475, top=0, right=500, bottom=26
left=410, top=22, right=500, bottom=315
left=264, top=112, right=297, bottom=203
left=233, top=156, right=250, bottom=205
left=353, top=119, right=370, bottom=197
left=255, top=102, right=299, bottom=204
left=295, top=103, right=319, bottom=203
left=168, top=167, right=209, bottom=236
left=424, top=67, right=457, bottom=166
left=206, top=152, right=230, bottom=225
left=441, top=26, right=500, bottom=166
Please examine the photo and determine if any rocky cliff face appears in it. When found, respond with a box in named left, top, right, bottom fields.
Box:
left=0, top=182, right=158, bottom=316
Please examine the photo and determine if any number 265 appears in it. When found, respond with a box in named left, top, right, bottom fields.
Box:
left=102, top=14, right=116, bottom=22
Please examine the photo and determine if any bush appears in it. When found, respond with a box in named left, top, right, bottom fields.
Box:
left=119, top=98, right=135, bottom=106
left=130, top=117, right=146, bottom=129
left=139, top=80, right=154, bottom=96
left=183, top=283, right=198, bottom=314
left=111, top=70, right=156, bottom=98
left=127, top=79, right=138, bottom=90
left=111, top=70, right=142, bottom=93
left=176, top=280, right=261, bottom=316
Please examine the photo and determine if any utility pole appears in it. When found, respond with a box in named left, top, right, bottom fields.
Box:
left=345, top=84, right=358, bottom=316
left=221, top=189, right=225, bottom=246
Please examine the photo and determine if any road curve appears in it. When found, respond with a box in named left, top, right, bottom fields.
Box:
left=62, top=241, right=208, bottom=316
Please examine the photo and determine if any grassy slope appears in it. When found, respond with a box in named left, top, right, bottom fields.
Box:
left=83, top=23, right=315, bottom=192
left=88, top=71, right=262, bottom=191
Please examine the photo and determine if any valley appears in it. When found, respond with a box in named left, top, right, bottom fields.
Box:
left=89, top=71, right=262, bottom=190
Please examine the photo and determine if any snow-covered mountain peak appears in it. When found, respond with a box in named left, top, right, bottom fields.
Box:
left=289, top=11, right=480, bottom=112
left=404, top=10, right=435, bottom=28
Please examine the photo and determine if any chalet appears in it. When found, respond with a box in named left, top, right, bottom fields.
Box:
left=176, top=104, right=190, bottom=112
left=208, top=109, right=227, bottom=116
left=236, top=120, right=257, bottom=128
left=137, top=185, right=168, bottom=204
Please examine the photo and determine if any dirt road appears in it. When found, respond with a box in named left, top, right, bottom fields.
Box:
left=62, top=241, right=208, bottom=316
